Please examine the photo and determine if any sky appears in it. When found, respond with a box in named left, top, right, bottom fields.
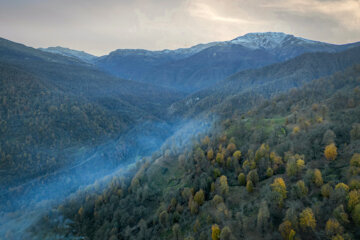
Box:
left=0, top=0, right=359, bottom=56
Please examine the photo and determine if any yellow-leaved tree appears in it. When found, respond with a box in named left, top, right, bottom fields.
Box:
left=299, top=208, right=316, bottom=231
left=324, top=143, right=338, bottom=161
left=211, top=224, right=221, bottom=240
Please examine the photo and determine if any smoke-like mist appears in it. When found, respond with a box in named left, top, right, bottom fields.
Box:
left=0, top=117, right=215, bottom=239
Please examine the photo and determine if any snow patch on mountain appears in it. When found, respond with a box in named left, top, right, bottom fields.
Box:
left=39, top=47, right=97, bottom=63
left=229, top=32, right=317, bottom=49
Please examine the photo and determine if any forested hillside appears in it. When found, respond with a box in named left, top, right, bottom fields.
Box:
left=170, top=46, right=360, bottom=118
left=32, top=65, right=360, bottom=240
left=0, top=38, right=184, bottom=198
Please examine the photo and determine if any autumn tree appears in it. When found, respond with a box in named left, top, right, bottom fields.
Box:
left=233, top=150, right=242, bottom=161
left=295, top=180, right=308, bottom=198
left=299, top=208, right=316, bottom=231
left=207, top=149, right=214, bottom=161
left=279, top=220, right=294, bottom=240
left=238, top=173, right=246, bottom=186
left=271, top=178, right=287, bottom=206
left=226, top=143, right=236, bottom=154
left=194, top=189, right=205, bottom=206
left=211, top=224, right=220, bottom=240
left=246, top=180, right=254, bottom=193
left=219, top=175, right=229, bottom=195
left=313, top=169, right=323, bottom=187
left=325, top=218, right=343, bottom=237
left=216, top=153, right=224, bottom=165
left=324, top=143, right=338, bottom=161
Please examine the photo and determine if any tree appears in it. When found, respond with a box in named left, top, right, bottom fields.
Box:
left=322, top=129, right=336, bottom=145
left=350, top=123, right=360, bottom=141
left=220, top=226, right=231, bottom=240
left=324, top=143, right=338, bottom=161
left=352, top=204, right=360, bottom=226
left=266, top=167, right=274, bottom=177
left=313, top=169, right=323, bottom=187
left=247, top=169, right=259, bottom=185
left=219, top=175, right=229, bottom=195
left=293, top=126, right=300, bottom=134
left=216, top=153, right=224, bottom=165
left=325, top=218, right=343, bottom=236
left=350, top=153, right=360, bottom=167
left=335, top=183, right=349, bottom=192
left=238, top=173, right=246, bottom=186
left=194, top=189, right=205, bottom=206
left=295, top=180, right=308, bottom=198
left=226, top=143, right=236, bottom=154
left=207, top=149, right=214, bottom=161
left=299, top=208, right=316, bottom=231
left=233, top=150, right=242, bottom=161
left=257, top=201, right=270, bottom=233
left=333, top=205, right=350, bottom=225
left=350, top=153, right=360, bottom=175
left=159, top=211, right=168, bottom=227
left=246, top=180, right=254, bottom=193
left=172, top=224, right=181, bottom=240
left=279, top=220, right=293, bottom=240
left=332, top=235, right=344, bottom=240
left=189, top=198, right=199, bottom=215
left=271, top=178, right=287, bottom=203
left=202, top=136, right=211, bottom=146
left=211, top=224, right=221, bottom=240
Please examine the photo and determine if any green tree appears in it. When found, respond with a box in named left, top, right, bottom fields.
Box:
left=257, top=201, right=270, bottom=233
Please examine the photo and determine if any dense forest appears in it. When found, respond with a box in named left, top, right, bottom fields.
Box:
left=0, top=33, right=360, bottom=240
left=26, top=65, right=360, bottom=239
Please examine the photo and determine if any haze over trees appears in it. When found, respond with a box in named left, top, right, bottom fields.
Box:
left=0, top=33, right=360, bottom=239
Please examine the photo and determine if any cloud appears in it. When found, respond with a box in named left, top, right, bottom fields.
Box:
left=0, top=0, right=359, bottom=55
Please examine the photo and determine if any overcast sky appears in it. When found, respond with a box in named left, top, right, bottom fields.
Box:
left=1, top=0, right=359, bottom=56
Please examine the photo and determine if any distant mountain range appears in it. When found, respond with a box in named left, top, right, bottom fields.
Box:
left=169, top=45, right=360, bottom=118
left=40, top=32, right=360, bottom=92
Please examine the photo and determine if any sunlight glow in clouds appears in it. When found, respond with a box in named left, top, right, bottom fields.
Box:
left=0, top=0, right=359, bottom=55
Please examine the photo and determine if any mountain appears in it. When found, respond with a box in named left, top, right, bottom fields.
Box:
left=95, top=32, right=360, bottom=92
left=39, top=46, right=97, bottom=63
left=0, top=37, right=184, bottom=192
left=169, top=45, right=360, bottom=118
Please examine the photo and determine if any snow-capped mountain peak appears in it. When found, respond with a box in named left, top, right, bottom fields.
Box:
left=229, top=32, right=314, bottom=49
